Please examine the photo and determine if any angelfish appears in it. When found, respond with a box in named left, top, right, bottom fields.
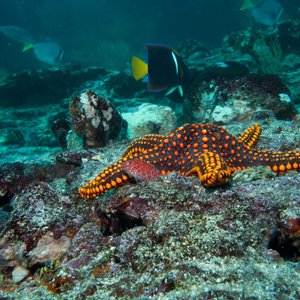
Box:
left=131, top=44, right=189, bottom=97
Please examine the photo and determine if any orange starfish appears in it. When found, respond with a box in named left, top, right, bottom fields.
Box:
left=79, top=123, right=299, bottom=199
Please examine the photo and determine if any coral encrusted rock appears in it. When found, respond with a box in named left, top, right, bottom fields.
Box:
left=69, top=90, right=127, bottom=148
left=0, top=66, right=108, bottom=107
left=122, top=103, right=177, bottom=139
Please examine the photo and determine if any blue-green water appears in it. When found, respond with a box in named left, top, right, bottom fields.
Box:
left=0, top=0, right=298, bottom=72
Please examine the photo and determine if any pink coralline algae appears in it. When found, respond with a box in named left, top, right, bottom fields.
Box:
left=69, top=90, right=127, bottom=148
left=0, top=163, right=53, bottom=201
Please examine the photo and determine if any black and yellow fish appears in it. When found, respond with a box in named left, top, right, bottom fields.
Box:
left=131, top=44, right=189, bottom=97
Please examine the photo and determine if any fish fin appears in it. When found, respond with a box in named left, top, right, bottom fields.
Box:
left=165, top=86, right=177, bottom=96
left=131, top=56, right=148, bottom=80
left=171, top=51, right=178, bottom=75
left=165, top=85, right=183, bottom=97
left=240, top=0, right=254, bottom=10
left=178, top=85, right=183, bottom=97
left=22, top=43, right=34, bottom=52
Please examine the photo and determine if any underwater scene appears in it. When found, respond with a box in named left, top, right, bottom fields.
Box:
left=0, top=0, right=300, bottom=299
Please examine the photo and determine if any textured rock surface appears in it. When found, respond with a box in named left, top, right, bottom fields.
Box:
left=0, top=166, right=299, bottom=299
left=0, top=66, right=108, bottom=107
left=1, top=21, right=300, bottom=299
left=184, top=73, right=294, bottom=124
left=69, top=90, right=127, bottom=148
left=122, top=103, right=177, bottom=139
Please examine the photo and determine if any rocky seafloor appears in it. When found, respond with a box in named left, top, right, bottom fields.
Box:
left=0, top=22, right=300, bottom=299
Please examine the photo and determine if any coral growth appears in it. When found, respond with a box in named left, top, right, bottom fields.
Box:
left=121, top=103, right=177, bottom=139
left=69, top=90, right=127, bottom=148
left=184, top=72, right=294, bottom=123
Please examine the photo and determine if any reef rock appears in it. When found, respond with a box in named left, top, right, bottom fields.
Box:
left=280, top=54, right=300, bottom=104
left=50, top=118, right=71, bottom=149
left=0, top=131, right=299, bottom=298
left=0, top=162, right=55, bottom=202
left=184, top=72, right=294, bottom=124
left=28, top=232, right=71, bottom=265
left=278, top=20, right=300, bottom=55
left=0, top=181, right=91, bottom=278
left=0, top=65, right=108, bottom=107
left=69, top=90, right=127, bottom=148
left=177, top=39, right=210, bottom=60
left=122, top=103, right=177, bottom=139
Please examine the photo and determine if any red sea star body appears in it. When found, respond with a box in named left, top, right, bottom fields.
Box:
left=79, top=123, right=300, bottom=199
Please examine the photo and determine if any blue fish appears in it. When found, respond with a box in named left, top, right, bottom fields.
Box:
left=252, top=0, right=283, bottom=27
left=33, top=42, right=64, bottom=65
left=240, top=0, right=283, bottom=29
left=0, top=25, right=34, bottom=51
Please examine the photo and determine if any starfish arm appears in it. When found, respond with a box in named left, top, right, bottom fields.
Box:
left=238, top=123, right=262, bottom=149
left=185, top=151, right=232, bottom=187
left=78, top=158, right=132, bottom=199
left=242, top=150, right=300, bottom=174
left=123, top=134, right=166, bottom=157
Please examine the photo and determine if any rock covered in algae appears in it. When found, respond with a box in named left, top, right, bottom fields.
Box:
left=121, top=103, right=177, bottom=139
left=69, top=90, right=127, bottom=148
left=0, top=65, right=108, bottom=107
left=184, top=71, right=294, bottom=124
left=1, top=164, right=299, bottom=299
